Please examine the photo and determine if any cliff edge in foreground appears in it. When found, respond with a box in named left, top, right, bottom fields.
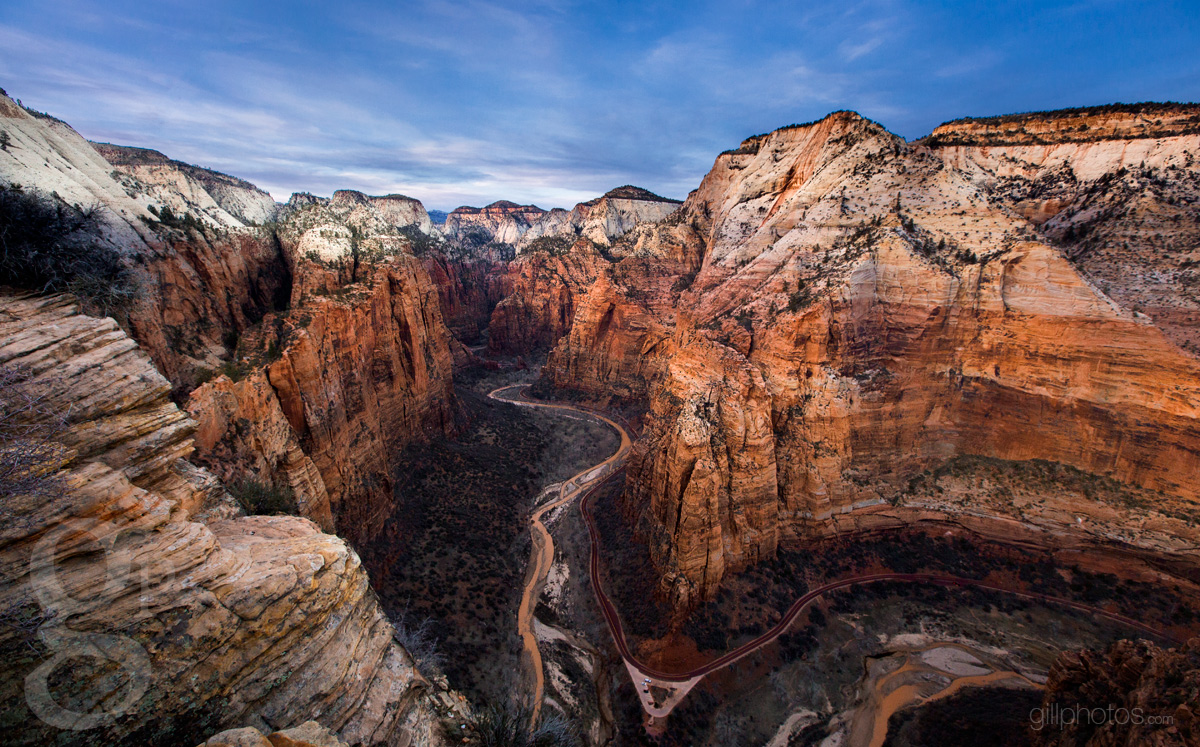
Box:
left=0, top=294, right=447, bottom=746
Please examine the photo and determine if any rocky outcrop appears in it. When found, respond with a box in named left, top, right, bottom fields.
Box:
left=91, top=142, right=278, bottom=227
left=442, top=200, right=546, bottom=245
left=0, top=293, right=446, bottom=747
left=544, top=108, right=1200, bottom=608
left=4, top=91, right=462, bottom=548
left=515, top=186, right=682, bottom=250
left=1034, top=637, right=1199, bottom=746
left=0, top=92, right=291, bottom=387
left=925, top=104, right=1200, bottom=354
left=199, top=721, right=349, bottom=747
left=925, top=102, right=1200, bottom=147
left=188, top=254, right=459, bottom=547
left=280, top=190, right=441, bottom=262
left=187, top=370, right=335, bottom=531
left=125, top=228, right=293, bottom=387
left=362, top=193, right=437, bottom=235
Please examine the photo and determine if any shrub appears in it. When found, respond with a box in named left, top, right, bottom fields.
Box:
left=788, top=281, right=811, bottom=312
left=671, top=269, right=698, bottom=292
left=397, top=224, right=441, bottom=256
left=229, top=478, right=297, bottom=515
left=389, top=607, right=445, bottom=675
left=524, top=235, right=573, bottom=257
left=0, top=365, right=68, bottom=500
left=0, top=184, right=135, bottom=314
left=152, top=204, right=205, bottom=234
left=219, top=360, right=251, bottom=382
left=471, top=702, right=578, bottom=747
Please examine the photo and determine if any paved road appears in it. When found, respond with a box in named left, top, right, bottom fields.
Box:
left=492, top=385, right=1181, bottom=720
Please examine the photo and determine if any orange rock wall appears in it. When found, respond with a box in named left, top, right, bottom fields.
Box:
left=543, top=110, right=1200, bottom=608
left=190, top=256, right=458, bottom=546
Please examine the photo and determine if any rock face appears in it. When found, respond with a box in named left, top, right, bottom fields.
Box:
left=187, top=370, right=335, bottom=531
left=543, top=107, right=1200, bottom=608
left=439, top=187, right=680, bottom=255
left=0, top=92, right=292, bottom=387
left=3, top=91, right=461, bottom=549
left=91, top=142, right=278, bottom=227
left=442, top=200, right=547, bottom=245
left=421, top=250, right=508, bottom=343
left=198, top=720, right=350, bottom=747
left=362, top=193, right=437, bottom=235
left=188, top=254, right=459, bottom=546
left=515, top=186, right=682, bottom=251
left=282, top=190, right=440, bottom=262
left=926, top=105, right=1200, bottom=354
left=0, top=293, right=445, bottom=747
left=1034, top=637, right=1199, bottom=746
left=486, top=242, right=609, bottom=354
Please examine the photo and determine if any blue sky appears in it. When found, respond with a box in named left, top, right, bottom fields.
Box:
left=1, top=1, right=1197, bottom=210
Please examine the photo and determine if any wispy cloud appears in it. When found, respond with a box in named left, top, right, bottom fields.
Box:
left=1, top=0, right=1196, bottom=209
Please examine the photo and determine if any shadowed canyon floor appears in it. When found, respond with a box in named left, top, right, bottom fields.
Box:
left=443, top=367, right=1199, bottom=744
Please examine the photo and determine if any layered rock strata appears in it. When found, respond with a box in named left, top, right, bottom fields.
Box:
left=514, top=186, right=682, bottom=251
left=441, top=200, right=546, bottom=245
left=91, top=142, right=278, bottom=227
left=0, top=293, right=444, bottom=746
left=542, top=107, right=1200, bottom=608
left=0, top=92, right=291, bottom=386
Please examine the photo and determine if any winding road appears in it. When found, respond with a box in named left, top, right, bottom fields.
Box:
left=489, top=385, right=1182, bottom=723
left=488, top=385, right=631, bottom=726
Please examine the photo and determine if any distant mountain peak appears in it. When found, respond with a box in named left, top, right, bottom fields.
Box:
left=599, top=185, right=682, bottom=203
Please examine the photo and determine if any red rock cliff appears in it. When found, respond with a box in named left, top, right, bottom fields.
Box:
left=545, top=109, right=1200, bottom=608
left=189, top=254, right=459, bottom=546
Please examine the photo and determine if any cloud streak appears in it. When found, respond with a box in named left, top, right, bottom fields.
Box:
left=0, top=0, right=1197, bottom=210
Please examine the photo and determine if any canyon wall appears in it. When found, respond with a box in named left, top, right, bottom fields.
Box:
left=188, top=245, right=459, bottom=547
left=2, top=94, right=461, bottom=547
left=0, top=92, right=292, bottom=387
left=543, top=108, right=1200, bottom=608
left=441, top=200, right=546, bottom=245
left=0, top=294, right=447, bottom=747
left=514, top=186, right=682, bottom=250
left=91, top=142, right=278, bottom=227
left=486, top=242, right=609, bottom=354
left=421, top=249, right=510, bottom=343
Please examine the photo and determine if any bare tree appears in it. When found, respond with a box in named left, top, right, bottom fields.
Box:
left=389, top=604, right=445, bottom=675
left=0, top=365, right=69, bottom=500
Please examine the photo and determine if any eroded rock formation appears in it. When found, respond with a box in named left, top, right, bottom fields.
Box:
left=0, top=92, right=292, bottom=387
left=515, top=186, right=682, bottom=251
left=441, top=200, right=547, bottom=245
left=91, top=142, right=278, bottom=227
left=0, top=294, right=445, bottom=746
left=1035, top=637, right=1199, bottom=746
left=188, top=254, right=459, bottom=546
left=542, top=107, right=1200, bottom=608
left=486, top=241, right=609, bottom=354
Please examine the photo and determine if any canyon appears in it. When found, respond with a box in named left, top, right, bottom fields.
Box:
left=1, top=86, right=1198, bottom=747
left=537, top=107, right=1200, bottom=612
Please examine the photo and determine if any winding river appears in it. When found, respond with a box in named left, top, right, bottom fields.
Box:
left=489, top=385, right=1181, bottom=728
